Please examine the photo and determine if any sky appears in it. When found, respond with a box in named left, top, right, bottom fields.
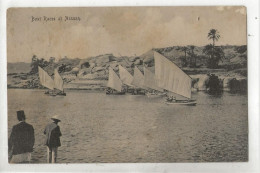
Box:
left=7, top=6, right=247, bottom=63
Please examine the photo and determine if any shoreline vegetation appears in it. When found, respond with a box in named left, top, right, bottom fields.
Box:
left=7, top=45, right=247, bottom=93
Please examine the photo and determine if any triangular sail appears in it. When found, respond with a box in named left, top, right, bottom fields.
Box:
left=54, top=69, right=64, bottom=91
left=38, top=66, right=54, bottom=90
left=144, top=67, right=164, bottom=92
left=132, top=66, right=147, bottom=89
left=154, top=51, right=191, bottom=99
left=107, top=67, right=123, bottom=92
left=118, top=65, right=134, bottom=87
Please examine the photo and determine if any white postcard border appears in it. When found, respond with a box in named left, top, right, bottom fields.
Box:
left=0, top=0, right=259, bottom=172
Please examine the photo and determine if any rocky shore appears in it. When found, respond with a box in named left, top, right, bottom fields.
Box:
left=7, top=46, right=247, bottom=93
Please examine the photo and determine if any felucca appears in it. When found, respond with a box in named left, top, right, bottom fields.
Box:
left=54, top=69, right=66, bottom=96
left=131, top=66, right=147, bottom=95
left=118, top=65, right=135, bottom=93
left=154, top=51, right=196, bottom=106
left=106, top=67, right=125, bottom=95
left=38, top=66, right=66, bottom=96
left=143, top=66, right=166, bottom=98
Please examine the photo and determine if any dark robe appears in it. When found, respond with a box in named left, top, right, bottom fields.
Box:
left=44, top=122, right=62, bottom=148
left=8, top=122, right=35, bottom=155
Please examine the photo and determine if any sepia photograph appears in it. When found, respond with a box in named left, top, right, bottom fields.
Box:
left=6, top=6, right=248, bottom=164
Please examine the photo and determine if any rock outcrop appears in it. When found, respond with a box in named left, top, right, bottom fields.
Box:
left=7, top=45, right=247, bottom=93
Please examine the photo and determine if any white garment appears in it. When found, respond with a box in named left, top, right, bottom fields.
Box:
left=47, top=147, right=58, bottom=163
left=10, top=152, right=31, bottom=163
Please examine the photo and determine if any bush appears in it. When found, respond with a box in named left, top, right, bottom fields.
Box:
left=235, top=45, right=247, bottom=54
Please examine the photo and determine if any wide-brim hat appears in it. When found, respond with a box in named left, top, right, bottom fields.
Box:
left=51, top=115, right=61, bottom=122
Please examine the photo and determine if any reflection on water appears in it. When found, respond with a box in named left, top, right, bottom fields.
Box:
left=8, top=89, right=248, bottom=163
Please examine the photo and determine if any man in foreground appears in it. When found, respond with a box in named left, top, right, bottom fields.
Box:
left=44, top=115, right=62, bottom=163
left=8, top=110, right=35, bottom=163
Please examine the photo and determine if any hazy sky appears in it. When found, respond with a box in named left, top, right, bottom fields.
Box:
left=7, top=6, right=247, bottom=63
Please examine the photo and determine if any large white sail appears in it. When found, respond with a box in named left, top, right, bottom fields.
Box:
left=143, top=67, right=164, bottom=92
left=118, top=65, right=134, bottom=87
left=131, top=66, right=147, bottom=89
left=154, top=51, right=191, bottom=99
left=38, top=66, right=54, bottom=90
left=54, top=69, right=64, bottom=91
left=107, top=67, right=123, bottom=92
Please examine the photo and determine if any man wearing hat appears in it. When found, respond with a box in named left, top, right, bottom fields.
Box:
left=8, top=110, right=35, bottom=163
left=44, top=115, right=62, bottom=163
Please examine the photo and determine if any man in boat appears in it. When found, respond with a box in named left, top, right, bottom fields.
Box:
left=8, top=110, right=35, bottom=163
left=132, top=89, right=137, bottom=95
left=166, top=95, right=176, bottom=102
left=44, top=115, right=62, bottom=163
left=106, top=87, right=113, bottom=94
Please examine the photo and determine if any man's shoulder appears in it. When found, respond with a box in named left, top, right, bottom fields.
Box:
left=45, top=122, right=57, bottom=129
left=12, top=123, right=19, bottom=130
left=15, top=122, right=34, bottom=129
left=25, top=122, right=34, bottom=129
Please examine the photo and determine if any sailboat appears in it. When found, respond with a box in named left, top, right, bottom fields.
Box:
left=131, top=66, right=147, bottom=95
left=143, top=66, right=166, bottom=98
left=154, top=51, right=196, bottom=106
left=38, top=66, right=66, bottom=96
left=54, top=69, right=66, bottom=96
left=106, top=67, right=125, bottom=95
left=118, top=65, right=134, bottom=93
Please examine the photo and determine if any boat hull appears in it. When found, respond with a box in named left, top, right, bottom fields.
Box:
left=57, top=92, right=66, bottom=96
left=106, top=89, right=125, bottom=95
left=44, top=90, right=66, bottom=96
left=146, top=93, right=166, bottom=98
left=165, top=100, right=197, bottom=106
left=106, top=92, right=125, bottom=95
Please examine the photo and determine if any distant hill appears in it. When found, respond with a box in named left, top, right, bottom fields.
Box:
left=7, top=45, right=247, bottom=89
left=152, top=45, right=247, bottom=67
left=7, top=62, right=31, bottom=74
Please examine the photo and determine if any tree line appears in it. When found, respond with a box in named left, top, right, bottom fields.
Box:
left=29, top=29, right=246, bottom=74
left=178, top=29, right=225, bottom=69
left=29, top=55, right=69, bottom=74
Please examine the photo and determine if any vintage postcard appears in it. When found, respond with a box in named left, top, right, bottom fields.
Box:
left=6, top=6, right=248, bottom=164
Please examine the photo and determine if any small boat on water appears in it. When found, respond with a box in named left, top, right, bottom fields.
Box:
left=153, top=51, right=196, bottom=106
left=118, top=65, right=135, bottom=94
left=53, top=69, right=66, bottom=96
left=164, top=100, right=197, bottom=106
left=106, top=67, right=125, bottom=95
left=143, top=66, right=165, bottom=98
left=131, top=66, right=147, bottom=95
left=38, top=66, right=66, bottom=96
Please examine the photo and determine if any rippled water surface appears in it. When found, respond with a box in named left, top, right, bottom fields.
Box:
left=8, top=89, right=248, bottom=163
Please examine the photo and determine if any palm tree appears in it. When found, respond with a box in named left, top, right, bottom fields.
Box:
left=179, top=46, right=188, bottom=58
left=177, top=46, right=188, bottom=67
left=207, top=29, right=220, bottom=47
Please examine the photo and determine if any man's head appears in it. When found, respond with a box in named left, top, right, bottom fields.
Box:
left=17, top=110, right=26, bottom=121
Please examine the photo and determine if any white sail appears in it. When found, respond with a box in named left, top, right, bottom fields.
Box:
left=132, top=66, right=147, bottom=89
left=54, top=69, right=64, bottom=91
left=154, top=51, right=191, bottom=99
left=38, top=66, right=54, bottom=90
left=107, top=67, right=123, bottom=92
left=144, top=67, right=164, bottom=92
left=118, top=65, right=134, bottom=87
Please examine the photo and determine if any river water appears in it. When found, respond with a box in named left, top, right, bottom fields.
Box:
left=7, top=89, right=248, bottom=163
